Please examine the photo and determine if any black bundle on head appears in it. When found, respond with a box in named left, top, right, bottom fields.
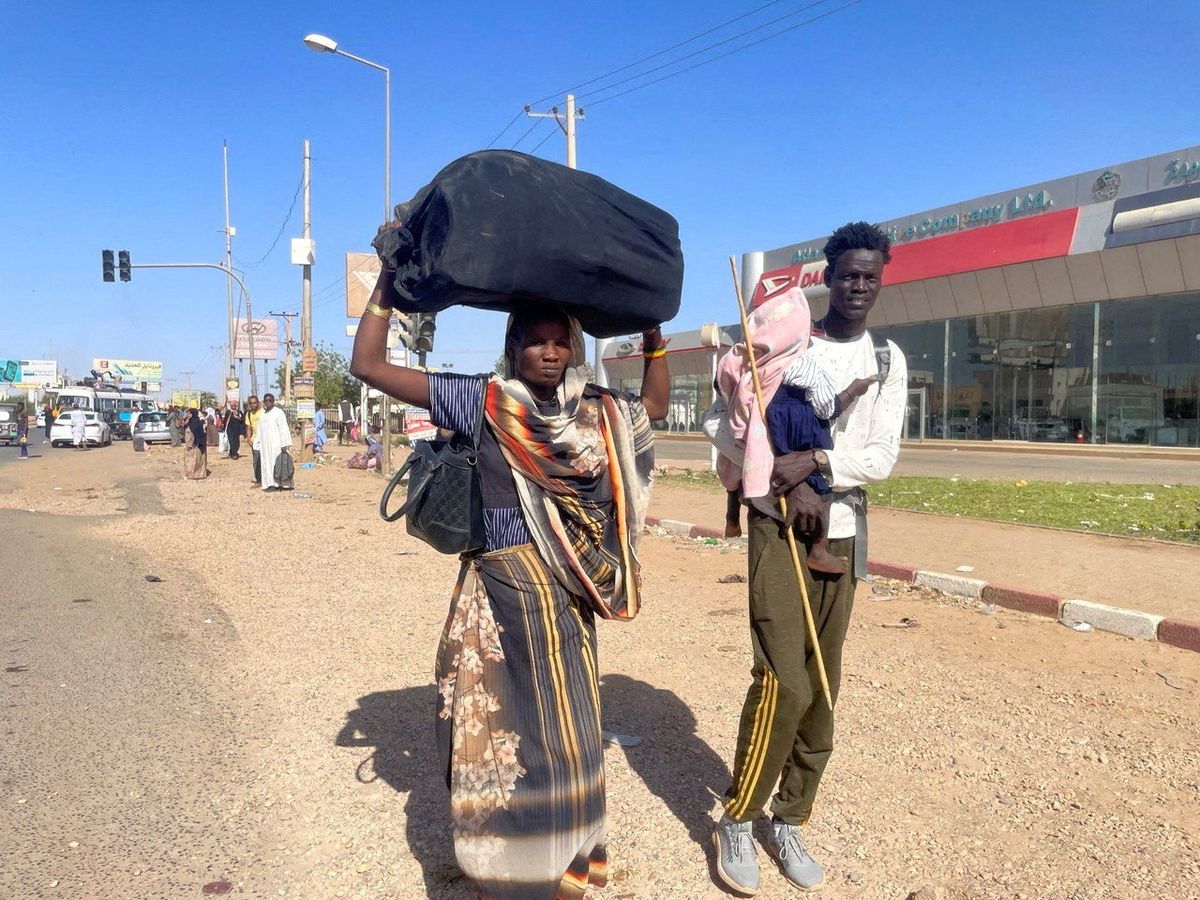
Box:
left=823, top=221, right=893, bottom=273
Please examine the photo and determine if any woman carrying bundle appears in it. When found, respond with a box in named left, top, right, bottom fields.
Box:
left=351, top=266, right=669, bottom=899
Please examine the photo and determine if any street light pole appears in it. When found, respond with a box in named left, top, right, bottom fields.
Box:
left=304, top=33, right=393, bottom=471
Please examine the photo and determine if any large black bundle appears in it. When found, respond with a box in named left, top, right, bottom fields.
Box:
left=373, top=151, right=683, bottom=338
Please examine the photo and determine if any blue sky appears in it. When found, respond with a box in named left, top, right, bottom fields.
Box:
left=1, top=0, right=1196, bottom=396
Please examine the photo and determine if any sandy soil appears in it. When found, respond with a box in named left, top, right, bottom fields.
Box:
left=650, top=480, right=1200, bottom=623
left=2, top=443, right=1198, bottom=899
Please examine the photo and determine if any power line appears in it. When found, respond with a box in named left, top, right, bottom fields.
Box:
left=529, top=127, right=557, bottom=156
left=239, top=177, right=305, bottom=269
left=585, top=0, right=864, bottom=108
left=529, top=0, right=787, bottom=106
left=485, top=109, right=527, bottom=149
left=575, top=0, right=840, bottom=106
left=510, top=118, right=548, bottom=151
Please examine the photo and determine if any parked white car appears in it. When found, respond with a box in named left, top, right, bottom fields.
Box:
left=132, top=411, right=172, bottom=445
left=50, top=412, right=112, bottom=447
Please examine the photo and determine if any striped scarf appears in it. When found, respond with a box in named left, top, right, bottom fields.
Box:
left=484, top=362, right=654, bottom=621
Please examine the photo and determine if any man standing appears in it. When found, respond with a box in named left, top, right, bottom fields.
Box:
left=254, top=394, right=292, bottom=492
left=69, top=405, right=88, bottom=450
left=707, top=222, right=907, bottom=894
left=224, top=402, right=246, bottom=460
left=244, top=395, right=263, bottom=485
left=41, top=402, right=53, bottom=443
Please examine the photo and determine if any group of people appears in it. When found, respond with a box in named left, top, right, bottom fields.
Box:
left=165, top=395, right=294, bottom=491
left=350, top=220, right=906, bottom=898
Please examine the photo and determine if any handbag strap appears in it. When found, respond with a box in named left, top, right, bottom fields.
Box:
left=379, top=451, right=421, bottom=522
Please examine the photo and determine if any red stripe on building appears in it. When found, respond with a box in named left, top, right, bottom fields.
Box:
left=884, top=207, right=1081, bottom=285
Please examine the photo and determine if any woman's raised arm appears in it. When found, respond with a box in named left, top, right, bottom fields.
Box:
left=638, top=327, right=669, bottom=421
left=349, top=266, right=431, bottom=410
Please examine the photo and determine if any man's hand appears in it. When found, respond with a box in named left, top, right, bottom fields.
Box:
left=843, top=375, right=880, bottom=401
left=771, top=451, right=817, bottom=496
left=781, top=483, right=823, bottom=532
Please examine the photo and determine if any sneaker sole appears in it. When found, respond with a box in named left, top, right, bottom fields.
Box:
left=712, top=832, right=759, bottom=897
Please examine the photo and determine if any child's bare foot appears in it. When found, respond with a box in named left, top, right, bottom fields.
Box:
left=806, top=540, right=847, bottom=575
left=724, top=521, right=743, bottom=539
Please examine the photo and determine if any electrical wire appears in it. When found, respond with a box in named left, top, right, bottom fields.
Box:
left=574, top=0, right=839, bottom=105
left=238, top=177, right=304, bottom=269
left=529, top=0, right=787, bottom=106
left=529, top=127, right=557, bottom=156
left=585, top=0, right=863, bottom=108
left=510, top=118, right=549, bottom=151
left=485, top=108, right=527, bottom=149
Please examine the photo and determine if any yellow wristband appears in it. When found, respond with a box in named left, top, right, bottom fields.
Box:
left=643, top=346, right=667, bottom=360
left=364, top=302, right=394, bottom=321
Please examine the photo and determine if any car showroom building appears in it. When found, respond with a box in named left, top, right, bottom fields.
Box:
left=600, top=144, right=1200, bottom=447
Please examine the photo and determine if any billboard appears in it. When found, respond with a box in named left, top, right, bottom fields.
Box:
left=345, top=252, right=382, bottom=318
left=0, top=359, right=57, bottom=386
left=171, top=389, right=202, bottom=408
left=234, top=318, right=279, bottom=361
left=93, top=358, right=163, bottom=383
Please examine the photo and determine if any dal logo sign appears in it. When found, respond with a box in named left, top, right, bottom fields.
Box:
left=750, top=263, right=827, bottom=309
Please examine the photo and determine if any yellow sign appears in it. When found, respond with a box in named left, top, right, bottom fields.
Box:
left=225, top=378, right=240, bottom=390
left=302, top=347, right=318, bottom=373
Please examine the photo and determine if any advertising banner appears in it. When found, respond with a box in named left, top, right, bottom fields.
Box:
left=345, top=252, right=382, bottom=318
left=171, top=389, right=202, bottom=408
left=0, top=360, right=21, bottom=383
left=17, top=359, right=58, bottom=386
left=403, top=408, right=437, bottom=441
left=296, top=399, right=316, bottom=420
left=294, top=376, right=315, bottom=399
left=233, top=318, right=279, bottom=361
left=93, top=358, right=164, bottom=382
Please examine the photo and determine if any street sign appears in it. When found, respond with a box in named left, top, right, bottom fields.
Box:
left=225, top=378, right=240, bottom=391
left=302, top=347, right=318, bottom=372
left=296, top=399, right=316, bottom=420
left=294, top=376, right=315, bottom=399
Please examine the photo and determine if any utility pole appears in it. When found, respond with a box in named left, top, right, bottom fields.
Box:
left=180, top=371, right=194, bottom=389
left=300, top=140, right=312, bottom=349
left=222, top=142, right=236, bottom=380
left=271, top=311, right=299, bottom=403
left=525, top=93, right=585, bottom=169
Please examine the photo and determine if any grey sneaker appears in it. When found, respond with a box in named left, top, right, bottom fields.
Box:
left=712, top=815, right=760, bottom=896
left=767, top=820, right=824, bottom=892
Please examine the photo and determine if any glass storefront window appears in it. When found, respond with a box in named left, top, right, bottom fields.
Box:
left=872, top=321, right=944, bottom=440
left=617, top=373, right=714, bottom=432
left=1099, top=293, right=1200, bottom=447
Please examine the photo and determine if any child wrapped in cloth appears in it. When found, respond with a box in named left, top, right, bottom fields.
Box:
left=715, top=288, right=875, bottom=573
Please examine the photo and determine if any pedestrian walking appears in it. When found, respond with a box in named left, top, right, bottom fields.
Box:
left=69, top=405, right=87, bottom=450
left=224, top=402, right=245, bottom=460
left=312, top=407, right=328, bottom=453
left=254, top=394, right=292, bottom=492
left=15, top=402, right=29, bottom=459
left=183, top=408, right=208, bottom=479
left=244, top=395, right=262, bottom=484
left=351, top=282, right=670, bottom=898
left=704, top=222, right=907, bottom=894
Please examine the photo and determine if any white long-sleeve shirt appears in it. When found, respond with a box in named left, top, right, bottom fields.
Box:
left=704, top=330, right=907, bottom=539
left=782, top=353, right=839, bottom=420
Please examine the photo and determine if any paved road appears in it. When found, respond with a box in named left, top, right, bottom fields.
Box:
left=655, top=438, right=1200, bottom=485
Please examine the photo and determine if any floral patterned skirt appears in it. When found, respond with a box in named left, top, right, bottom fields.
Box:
left=437, top=544, right=608, bottom=899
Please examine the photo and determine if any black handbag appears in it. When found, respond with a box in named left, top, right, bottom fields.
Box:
left=379, top=383, right=486, bottom=555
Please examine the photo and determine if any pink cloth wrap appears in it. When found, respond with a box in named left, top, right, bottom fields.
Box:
left=716, top=287, right=812, bottom=499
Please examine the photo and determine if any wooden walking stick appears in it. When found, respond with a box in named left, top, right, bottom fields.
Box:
left=727, top=257, right=833, bottom=711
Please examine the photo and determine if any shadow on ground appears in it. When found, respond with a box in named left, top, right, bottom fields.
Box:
left=336, top=687, right=470, bottom=899
left=338, top=676, right=733, bottom=897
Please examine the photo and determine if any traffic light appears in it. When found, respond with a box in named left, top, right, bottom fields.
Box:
left=414, top=314, right=436, bottom=354
left=118, top=250, right=131, bottom=282
left=393, top=313, right=415, bottom=350
left=102, top=250, right=115, bottom=282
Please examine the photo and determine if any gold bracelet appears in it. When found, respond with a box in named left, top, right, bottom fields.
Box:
left=643, top=346, right=667, bottom=360
left=364, top=301, right=394, bottom=321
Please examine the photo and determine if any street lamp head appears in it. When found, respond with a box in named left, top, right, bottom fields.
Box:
left=303, top=33, right=338, bottom=53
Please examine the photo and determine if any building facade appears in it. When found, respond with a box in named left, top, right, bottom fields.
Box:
left=602, top=145, right=1200, bottom=446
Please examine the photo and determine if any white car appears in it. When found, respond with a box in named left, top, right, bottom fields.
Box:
left=132, top=411, right=172, bottom=445
left=50, top=412, right=112, bottom=448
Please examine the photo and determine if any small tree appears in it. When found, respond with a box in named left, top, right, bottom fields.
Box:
left=275, top=343, right=362, bottom=408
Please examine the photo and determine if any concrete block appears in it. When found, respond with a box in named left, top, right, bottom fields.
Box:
left=689, top=524, right=725, bottom=540
left=1157, top=618, right=1200, bottom=654
left=655, top=518, right=693, bottom=536
left=868, top=560, right=918, bottom=582
left=1061, top=599, right=1163, bottom=641
left=915, top=570, right=987, bottom=599
left=981, top=583, right=1062, bottom=618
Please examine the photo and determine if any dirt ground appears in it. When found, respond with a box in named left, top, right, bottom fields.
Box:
left=2, top=441, right=1198, bottom=899
left=650, top=480, right=1200, bottom=623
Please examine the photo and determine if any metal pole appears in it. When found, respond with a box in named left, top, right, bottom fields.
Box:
left=1091, top=302, right=1100, bottom=444
left=223, top=142, right=234, bottom=378
left=301, top=140, right=312, bottom=349
left=382, top=65, right=393, bottom=475
left=565, top=93, right=577, bottom=169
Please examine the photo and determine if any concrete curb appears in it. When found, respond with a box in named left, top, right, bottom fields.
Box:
left=644, top=514, right=1200, bottom=655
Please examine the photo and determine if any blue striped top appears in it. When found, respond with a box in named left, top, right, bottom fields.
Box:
left=427, top=372, right=532, bottom=551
